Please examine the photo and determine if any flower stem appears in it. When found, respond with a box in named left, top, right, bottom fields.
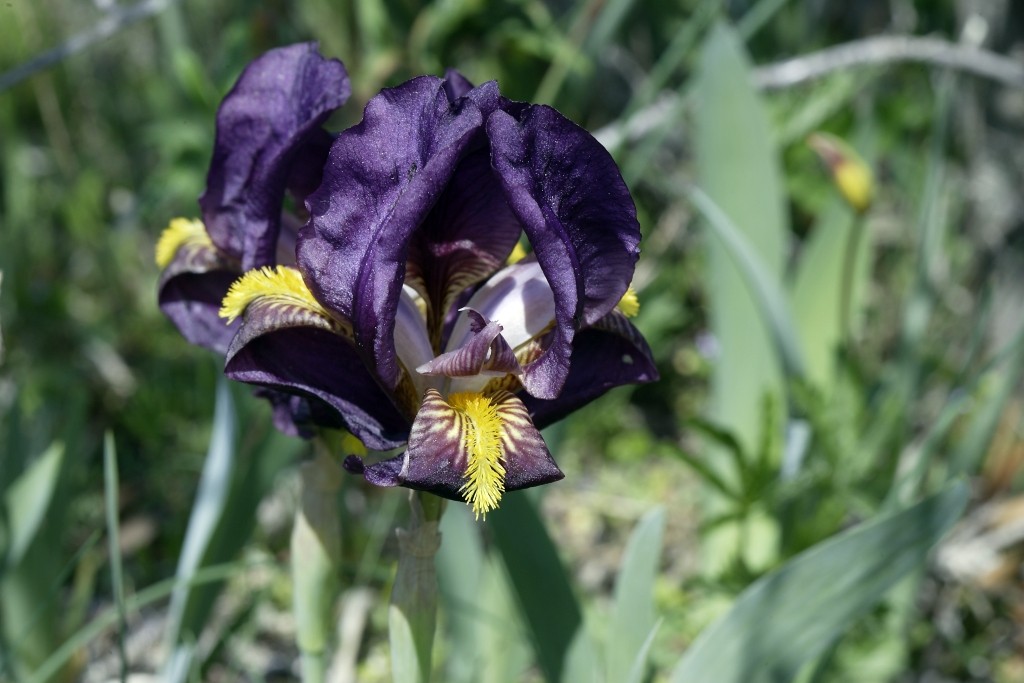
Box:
left=839, top=212, right=866, bottom=345
left=292, top=438, right=343, bottom=683
left=389, top=491, right=446, bottom=683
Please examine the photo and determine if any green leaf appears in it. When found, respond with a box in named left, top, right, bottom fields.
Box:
left=162, top=379, right=302, bottom=682
left=606, top=507, right=665, bottom=683
left=489, top=492, right=581, bottom=683
left=789, top=202, right=868, bottom=389
left=669, top=481, right=969, bottom=683
left=3, top=442, right=64, bottom=569
left=688, top=186, right=805, bottom=381
left=695, top=22, right=790, bottom=453
left=437, top=505, right=486, bottom=683
left=103, top=433, right=128, bottom=683
left=625, top=620, right=662, bottom=683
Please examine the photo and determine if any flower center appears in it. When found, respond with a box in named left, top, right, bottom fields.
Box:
left=449, top=391, right=506, bottom=519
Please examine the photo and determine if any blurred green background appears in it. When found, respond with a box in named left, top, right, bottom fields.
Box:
left=2, top=0, right=1024, bottom=680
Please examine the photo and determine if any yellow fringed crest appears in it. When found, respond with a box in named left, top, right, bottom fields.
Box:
left=155, top=218, right=212, bottom=268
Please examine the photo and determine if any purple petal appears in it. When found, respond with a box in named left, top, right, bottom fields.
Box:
left=522, top=311, right=658, bottom=430
left=251, top=387, right=346, bottom=438
left=298, top=76, right=486, bottom=389
left=357, top=388, right=562, bottom=502
left=225, top=325, right=412, bottom=452
left=487, top=104, right=641, bottom=398
left=443, top=69, right=475, bottom=102
left=200, top=43, right=350, bottom=271
left=416, top=309, right=521, bottom=378
left=405, top=138, right=522, bottom=342
left=157, top=244, right=239, bottom=354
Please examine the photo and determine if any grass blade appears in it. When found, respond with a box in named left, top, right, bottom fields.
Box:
left=162, top=377, right=237, bottom=682
left=103, top=432, right=128, bottom=683
left=625, top=619, right=662, bottom=683
left=3, top=442, right=64, bottom=569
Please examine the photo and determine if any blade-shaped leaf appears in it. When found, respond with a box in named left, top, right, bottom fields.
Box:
left=695, top=21, right=790, bottom=445
left=3, top=442, right=64, bottom=569
left=669, top=480, right=969, bottom=683
left=163, top=379, right=301, bottom=682
left=437, top=504, right=486, bottom=683
left=489, top=492, right=581, bottom=683
left=625, top=620, right=662, bottom=683
left=606, top=507, right=665, bottom=683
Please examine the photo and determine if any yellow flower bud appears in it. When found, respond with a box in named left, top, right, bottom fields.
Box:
left=808, top=132, right=874, bottom=214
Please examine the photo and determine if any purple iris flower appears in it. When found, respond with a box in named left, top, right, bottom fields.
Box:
left=156, top=42, right=350, bottom=355
left=155, top=43, right=350, bottom=434
left=164, top=45, right=657, bottom=517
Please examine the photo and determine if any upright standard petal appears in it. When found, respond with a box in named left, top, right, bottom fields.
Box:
left=200, top=43, right=351, bottom=270
left=487, top=105, right=641, bottom=399
left=298, top=76, right=486, bottom=389
left=404, top=138, right=522, bottom=344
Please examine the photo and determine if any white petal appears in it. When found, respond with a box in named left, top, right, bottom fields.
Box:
left=446, top=260, right=555, bottom=353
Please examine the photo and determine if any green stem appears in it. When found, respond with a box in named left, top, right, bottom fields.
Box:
left=292, top=439, right=344, bottom=683
left=390, top=491, right=446, bottom=683
left=839, top=212, right=866, bottom=345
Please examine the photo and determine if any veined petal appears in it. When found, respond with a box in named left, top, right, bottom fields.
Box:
left=417, top=309, right=521, bottom=379
left=404, top=141, right=523, bottom=346
left=298, top=76, right=486, bottom=388
left=200, top=43, right=350, bottom=270
left=487, top=104, right=641, bottom=399
left=155, top=218, right=213, bottom=269
left=156, top=218, right=241, bottom=354
left=354, top=389, right=563, bottom=515
left=521, top=310, right=658, bottom=430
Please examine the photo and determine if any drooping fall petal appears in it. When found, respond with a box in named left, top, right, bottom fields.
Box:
left=352, top=389, right=562, bottom=515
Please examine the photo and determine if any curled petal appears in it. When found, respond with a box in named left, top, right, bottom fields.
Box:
left=156, top=219, right=240, bottom=354
left=355, top=389, right=563, bottom=513
left=417, top=309, right=521, bottom=379
left=442, top=69, right=475, bottom=103
left=252, top=387, right=345, bottom=438
left=522, top=310, right=659, bottom=430
left=221, top=266, right=410, bottom=450
left=298, top=76, right=486, bottom=388
left=451, top=259, right=555, bottom=352
left=487, top=104, right=641, bottom=398
left=201, top=43, right=350, bottom=270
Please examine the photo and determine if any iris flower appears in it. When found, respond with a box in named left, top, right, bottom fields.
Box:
left=155, top=43, right=351, bottom=433
left=161, top=44, right=657, bottom=517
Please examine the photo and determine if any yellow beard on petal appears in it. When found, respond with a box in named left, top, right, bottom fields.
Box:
left=155, top=218, right=212, bottom=268
left=219, top=265, right=329, bottom=324
left=450, top=392, right=506, bottom=519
